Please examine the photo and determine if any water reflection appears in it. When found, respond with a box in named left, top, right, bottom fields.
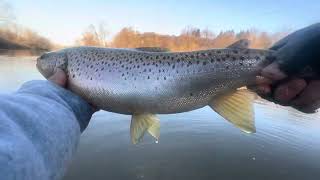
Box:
left=1, top=56, right=319, bottom=180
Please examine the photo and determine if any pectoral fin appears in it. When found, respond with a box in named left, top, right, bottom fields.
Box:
left=209, top=89, right=256, bottom=133
left=227, top=39, right=250, bottom=49
left=130, top=113, right=160, bottom=144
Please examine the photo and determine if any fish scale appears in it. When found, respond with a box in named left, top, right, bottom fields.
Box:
left=37, top=40, right=274, bottom=143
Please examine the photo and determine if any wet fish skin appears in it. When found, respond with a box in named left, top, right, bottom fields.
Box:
left=37, top=46, right=273, bottom=115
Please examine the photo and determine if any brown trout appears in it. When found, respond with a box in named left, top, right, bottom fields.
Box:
left=37, top=40, right=274, bottom=144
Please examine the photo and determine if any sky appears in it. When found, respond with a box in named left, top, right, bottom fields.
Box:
left=7, top=0, right=320, bottom=45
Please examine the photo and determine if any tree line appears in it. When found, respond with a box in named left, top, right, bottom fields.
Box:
left=0, top=24, right=53, bottom=50
left=77, top=24, right=288, bottom=51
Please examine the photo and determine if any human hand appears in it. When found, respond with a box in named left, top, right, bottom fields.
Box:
left=48, top=68, right=67, bottom=87
left=256, top=23, right=320, bottom=113
left=47, top=68, right=99, bottom=111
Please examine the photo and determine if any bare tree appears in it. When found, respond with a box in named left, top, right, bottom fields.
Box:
left=77, top=23, right=109, bottom=46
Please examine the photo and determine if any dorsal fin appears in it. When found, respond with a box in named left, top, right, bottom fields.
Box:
left=135, top=47, right=170, bottom=52
left=227, top=39, right=250, bottom=49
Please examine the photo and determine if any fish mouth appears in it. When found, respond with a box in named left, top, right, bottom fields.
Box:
left=36, top=59, right=52, bottom=78
left=36, top=59, right=44, bottom=75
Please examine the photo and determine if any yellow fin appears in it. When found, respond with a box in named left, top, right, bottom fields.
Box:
left=209, top=89, right=256, bottom=133
left=130, top=113, right=160, bottom=144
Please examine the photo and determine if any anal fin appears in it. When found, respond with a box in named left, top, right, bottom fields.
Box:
left=209, top=89, right=256, bottom=133
left=130, top=113, right=160, bottom=144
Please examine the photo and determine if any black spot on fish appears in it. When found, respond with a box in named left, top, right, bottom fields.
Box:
left=190, top=93, right=193, bottom=96
left=147, top=76, right=150, bottom=79
left=177, top=59, right=180, bottom=63
left=72, top=74, right=75, bottom=78
left=157, top=77, right=159, bottom=80
left=203, top=62, right=207, bottom=65
left=240, top=56, right=245, bottom=60
left=172, top=65, right=175, bottom=69
left=197, top=61, right=200, bottom=64
left=90, top=65, right=93, bottom=68
left=149, top=69, right=152, bottom=72
left=233, top=50, right=238, bottom=54
left=122, top=73, right=124, bottom=76
left=156, top=56, right=159, bottom=59
left=239, top=62, right=243, bottom=66
left=226, top=66, right=229, bottom=69
left=217, top=50, right=221, bottom=54
left=90, top=77, right=93, bottom=80
left=232, top=57, right=237, bottom=61
left=101, top=67, right=104, bottom=70
left=255, top=56, right=261, bottom=60
left=164, top=77, right=166, bottom=80
left=121, top=65, right=124, bottom=68
left=143, top=69, right=147, bottom=72
left=226, top=54, right=230, bottom=58
left=137, top=65, right=140, bottom=68
left=210, top=59, right=214, bottom=63
left=167, top=62, right=170, bottom=66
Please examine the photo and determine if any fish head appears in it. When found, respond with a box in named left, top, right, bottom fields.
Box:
left=36, top=51, right=67, bottom=78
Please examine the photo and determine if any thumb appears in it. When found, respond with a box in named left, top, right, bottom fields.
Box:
left=261, top=62, right=287, bottom=81
left=48, top=68, right=67, bottom=87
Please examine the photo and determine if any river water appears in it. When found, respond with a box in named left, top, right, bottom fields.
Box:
left=1, top=55, right=320, bottom=180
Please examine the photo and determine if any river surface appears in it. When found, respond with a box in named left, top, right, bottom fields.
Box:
left=1, top=55, right=320, bottom=180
